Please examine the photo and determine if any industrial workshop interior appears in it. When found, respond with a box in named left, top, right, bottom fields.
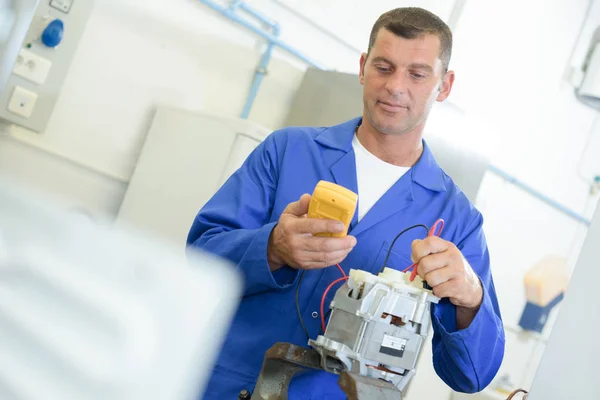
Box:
left=2, top=0, right=600, bottom=399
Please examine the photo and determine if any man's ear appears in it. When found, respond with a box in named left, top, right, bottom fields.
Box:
left=436, top=70, right=455, bottom=102
left=359, top=53, right=367, bottom=86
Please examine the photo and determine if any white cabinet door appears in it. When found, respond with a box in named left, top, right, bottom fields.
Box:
left=219, top=133, right=265, bottom=187
left=116, top=107, right=270, bottom=246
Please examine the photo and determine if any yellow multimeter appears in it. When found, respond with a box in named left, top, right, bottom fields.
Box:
left=307, top=180, right=358, bottom=237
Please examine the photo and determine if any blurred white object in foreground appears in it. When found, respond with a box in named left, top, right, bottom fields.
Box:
left=0, top=180, right=242, bottom=400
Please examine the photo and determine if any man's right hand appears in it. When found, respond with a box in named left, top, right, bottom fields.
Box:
left=267, top=194, right=357, bottom=272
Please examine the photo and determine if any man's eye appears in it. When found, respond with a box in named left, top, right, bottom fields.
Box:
left=376, top=66, right=391, bottom=73
left=411, top=73, right=426, bottom=79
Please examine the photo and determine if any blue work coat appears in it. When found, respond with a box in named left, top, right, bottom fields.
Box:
left=187, top=117, right=505, bottom=399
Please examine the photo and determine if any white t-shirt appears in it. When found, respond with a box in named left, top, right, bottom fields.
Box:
left=352, top=134, right=410, bottom=222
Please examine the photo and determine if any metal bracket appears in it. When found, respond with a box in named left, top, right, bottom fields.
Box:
left=249, top=343, right=403, bottom=400
left=251, top=342, right=321, bottom=400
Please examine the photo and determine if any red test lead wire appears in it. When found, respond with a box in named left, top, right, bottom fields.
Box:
left=335, top=263, right=347, bottom=278
left=402, top=218, right=445, bottom=281
left=320, top=276, right=348, bottom=332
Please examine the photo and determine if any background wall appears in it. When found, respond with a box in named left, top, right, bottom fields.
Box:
left=1, top=0, right=599, bottom=398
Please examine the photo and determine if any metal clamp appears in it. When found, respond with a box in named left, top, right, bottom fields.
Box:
left=248, top=342, right=403, bottom=400
left=250, top=342, right=321, bottom=399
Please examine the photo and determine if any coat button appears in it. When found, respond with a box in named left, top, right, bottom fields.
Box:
left=312, top=311, right=318, bottom=318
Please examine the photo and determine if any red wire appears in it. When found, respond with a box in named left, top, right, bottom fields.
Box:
left=403, top=219, right=445, bottom=281
left=431, top=219, right=445, bottom=237
left=318, top=264, right=347, bottom=332
left=335, top=263, right=347, bottom=278
left=320, top=276, right=348, bottom=332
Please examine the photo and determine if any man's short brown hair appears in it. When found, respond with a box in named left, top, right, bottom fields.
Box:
left=368, top=7, right=453, bottom=72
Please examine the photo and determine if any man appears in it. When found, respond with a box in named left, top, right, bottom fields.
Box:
left=187, top=7, right=505, bottom=399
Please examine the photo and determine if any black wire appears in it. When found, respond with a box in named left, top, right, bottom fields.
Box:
left=296, top=270, right=310, bottom=342
left=378, top=224, right=429, bottom=275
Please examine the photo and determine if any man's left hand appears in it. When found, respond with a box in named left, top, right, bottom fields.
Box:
left=411, top=236, right=483, bottom=310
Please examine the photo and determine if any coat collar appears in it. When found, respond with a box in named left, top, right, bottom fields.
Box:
left=314, top=117, right=447, bottom=193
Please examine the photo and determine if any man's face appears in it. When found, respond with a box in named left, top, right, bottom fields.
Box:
left=359, top=28, right=454, bottom=136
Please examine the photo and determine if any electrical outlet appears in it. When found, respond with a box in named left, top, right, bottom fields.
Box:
left=12, top=49, right=52, bottom=85
left=7, top=86, right=38, bottom=118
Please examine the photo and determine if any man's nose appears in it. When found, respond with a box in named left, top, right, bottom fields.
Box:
left=384, top=72, right=408, bottom=96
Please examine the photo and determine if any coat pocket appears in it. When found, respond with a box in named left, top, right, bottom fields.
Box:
left=371, top=240, right=414, bottom=275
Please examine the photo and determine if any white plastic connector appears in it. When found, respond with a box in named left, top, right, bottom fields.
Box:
left=378, top=267, right=406, bottom=284
left=349, top=269, right=383, bottom=286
